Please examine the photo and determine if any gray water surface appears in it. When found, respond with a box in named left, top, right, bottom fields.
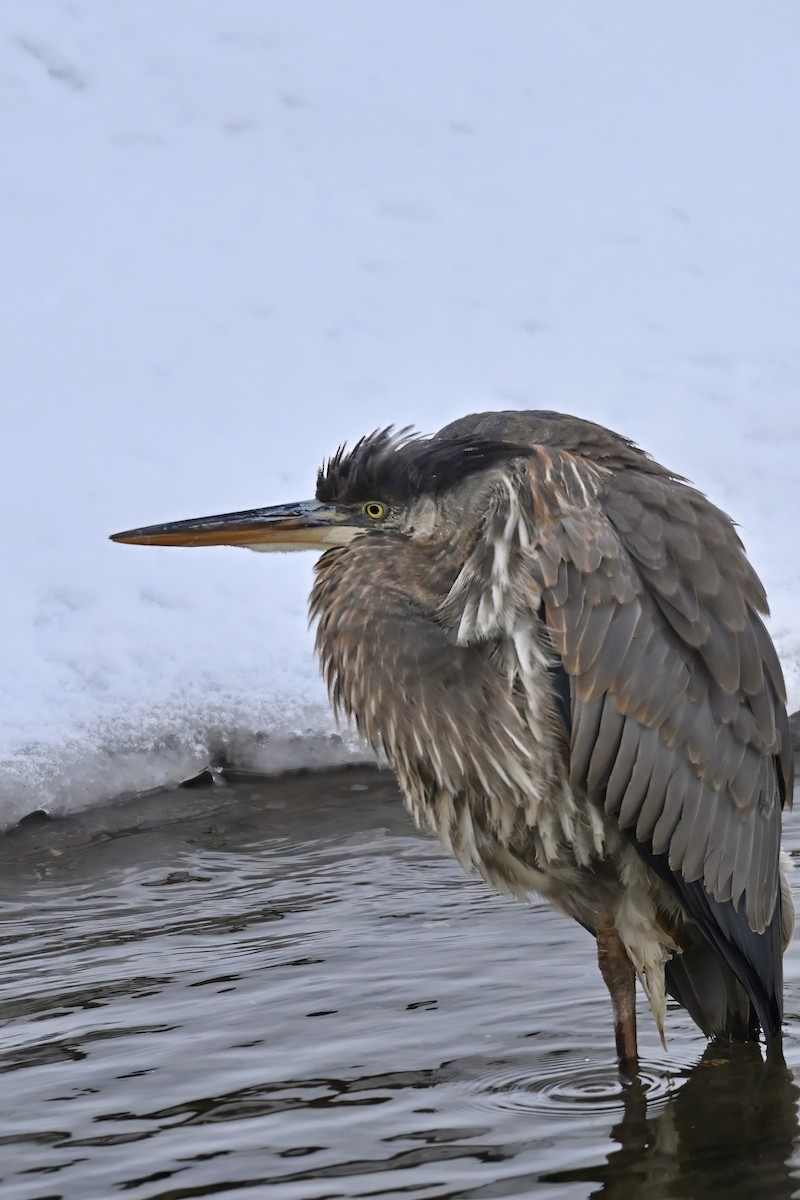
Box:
left=1, top=768, right=799, bottom=1199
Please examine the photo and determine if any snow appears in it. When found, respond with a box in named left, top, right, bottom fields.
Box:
left=2, top=1, right=799, bottom=826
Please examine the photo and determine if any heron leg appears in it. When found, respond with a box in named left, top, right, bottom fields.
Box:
left=596, top=918, right=638, bottom=1068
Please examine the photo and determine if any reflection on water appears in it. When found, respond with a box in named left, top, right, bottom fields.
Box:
left=0, top=767, right=799, bottom=1199
left=547, top=1043, right=800, bottom=1199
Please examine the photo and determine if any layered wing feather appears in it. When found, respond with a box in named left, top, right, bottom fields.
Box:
left=522, top=443, right=791, bottom=1036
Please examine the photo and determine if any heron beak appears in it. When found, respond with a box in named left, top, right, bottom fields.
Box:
left=109, top=500, right=359, bottom=552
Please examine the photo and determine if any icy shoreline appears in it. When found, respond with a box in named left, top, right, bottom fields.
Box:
left=0, top=698, right=378, bottom=829
left=2, top=691, right=797, bottom=832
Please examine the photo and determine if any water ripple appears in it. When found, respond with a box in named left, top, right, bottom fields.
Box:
left=470, top=1055, right=688, bottom=1116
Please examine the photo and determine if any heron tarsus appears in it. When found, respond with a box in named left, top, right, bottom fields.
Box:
left=111, top=410, right=794, bottom=1065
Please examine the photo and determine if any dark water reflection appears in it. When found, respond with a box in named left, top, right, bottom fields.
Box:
left=1, top=768, right=799, bottom=1199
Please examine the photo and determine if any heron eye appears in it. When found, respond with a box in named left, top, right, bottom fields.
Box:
left=364, top=502, right=386, bottom=520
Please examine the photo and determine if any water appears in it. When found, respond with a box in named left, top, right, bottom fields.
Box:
left=1, top=767, right=799, bottom=1199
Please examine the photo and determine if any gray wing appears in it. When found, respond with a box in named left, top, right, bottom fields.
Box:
left=525, top=446, right=791, bottom=1037
left=791, top=708, right=800, bottom=762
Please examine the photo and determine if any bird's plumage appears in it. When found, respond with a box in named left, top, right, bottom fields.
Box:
left=311, top=411, right=793, bottom=1047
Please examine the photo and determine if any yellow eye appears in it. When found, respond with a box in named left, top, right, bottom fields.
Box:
left=364, top=501, right=386, bottom=520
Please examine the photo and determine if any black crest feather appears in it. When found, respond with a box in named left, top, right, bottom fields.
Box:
left=316, top=427, right=533, bottom=505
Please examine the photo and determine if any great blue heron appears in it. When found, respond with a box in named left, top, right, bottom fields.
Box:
left=111, top=410, right=795, bottom=1066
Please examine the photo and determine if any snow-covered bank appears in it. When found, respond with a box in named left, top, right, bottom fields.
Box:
left=2, top=2, right=799, bottom=825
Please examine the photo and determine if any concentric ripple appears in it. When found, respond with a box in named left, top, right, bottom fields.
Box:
left=467, top=1056, right=689, bottom=1116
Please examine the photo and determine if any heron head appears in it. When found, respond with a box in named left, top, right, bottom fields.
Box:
left=109, top=428, right=532, bottom=553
